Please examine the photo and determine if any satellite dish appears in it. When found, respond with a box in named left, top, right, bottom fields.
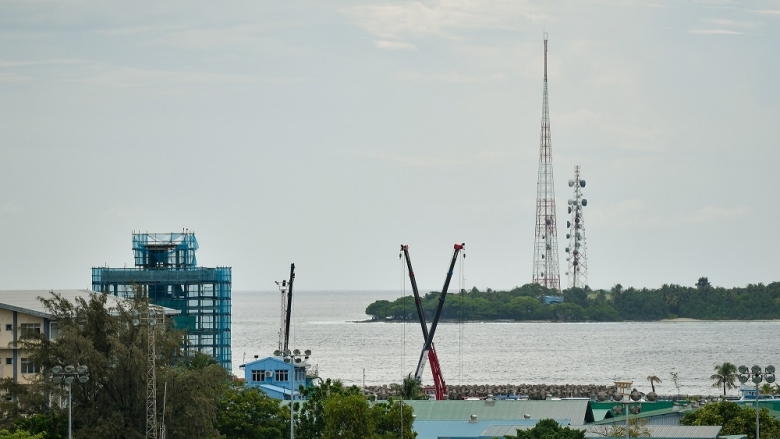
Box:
left=304, top=349, right=311, bottom=356
left=76, top=365, right=88, bottom=374
left=52, top=366, right=62, bottom=374
left=739, top=365, right=749, bottom=374
left=580, top=180, right=586, bottom=187
left=753, top=365, right=762, bottom=374
left=293, top=349, right=301, bottom=356
left=274, top=350, right=281, bottom=356
left=767, top=365, right=776, bottom=374
left=64, top=365, right=75, bottom=374
left=79, top=375, right=89, bottom=383
left=568, top=180, right=574, bottom=187
left=582, top=199, right=588, bottom=206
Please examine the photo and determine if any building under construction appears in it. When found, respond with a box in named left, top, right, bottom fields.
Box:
left=91, top=232, right=232, bottom=370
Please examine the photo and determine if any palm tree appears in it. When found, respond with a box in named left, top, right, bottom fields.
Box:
left=646, top=375, right=662, bottom=393
left=710, top=362, right=738, bottom=396
left=391, top=373, right=424, bottom=400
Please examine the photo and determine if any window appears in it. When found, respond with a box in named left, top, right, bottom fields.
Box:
left=20, top=358, right=39, bottom=374
left=275, top=369, right=289, bottom=382
left=49, top=322, right=58, bottom=339
left=251, top=370, right=265, bottom=382
left=20, top=323, right=41, bottom=338
left=4, top=325, right=10, bottom=331
left=4, top=358, right=11, bottom=365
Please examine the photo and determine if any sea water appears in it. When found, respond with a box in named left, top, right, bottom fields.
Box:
left=231, top=290, right=780, bottom=396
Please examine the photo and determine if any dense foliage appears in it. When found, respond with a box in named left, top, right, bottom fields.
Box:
left=297, top=379, right=415, bottom=439
left=366, top=278, right=780, bottom=322
left=680, top=400, right=780, bottom=439
left=2, top=293, right=414, bottom=439
left=506, top=418, right=585, bottom=439
left=3, top=292, right=229, bottom=439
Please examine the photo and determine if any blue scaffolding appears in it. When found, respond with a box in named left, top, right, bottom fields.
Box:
left=92, top=232, right=232, bottom=370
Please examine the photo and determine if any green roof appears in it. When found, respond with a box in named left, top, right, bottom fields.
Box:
left=403, top=400, right=595, bottom=425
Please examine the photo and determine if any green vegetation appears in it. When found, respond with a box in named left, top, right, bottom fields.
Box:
left=0, top=292, right=414, bottom=439
left=366, top=278, right=780, bottom=322
left=505, top=418, right=585, bottom=439
left=710, top=362, right=738, bottom=396
left=681, top=400, right=780, bottom=439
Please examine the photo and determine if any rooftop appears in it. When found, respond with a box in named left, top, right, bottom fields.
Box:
left=0, top=289, right=179, bottom=319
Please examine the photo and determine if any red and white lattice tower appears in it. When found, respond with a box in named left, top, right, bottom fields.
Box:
left=565, top=166, right=588, bottom=289
left=532, top=33, right=561, bottom=293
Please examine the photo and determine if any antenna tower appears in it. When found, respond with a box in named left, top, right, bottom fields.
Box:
left=532, top=33, right=561, bottom=293
left=565, top=166, right=588, bottom=289
left=146, top=304, right=161, bottom=439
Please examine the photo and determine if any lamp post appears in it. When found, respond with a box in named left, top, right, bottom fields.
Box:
left=597, top=387, right=656, bottom=439
left=50, top=365, right=89, bottom=439
left=283, top=348, right=310, bottom=439
left=738, top=365, right=775, bottom=439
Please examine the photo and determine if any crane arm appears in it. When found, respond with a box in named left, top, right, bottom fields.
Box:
left=283, top=263, right=295, bottom=352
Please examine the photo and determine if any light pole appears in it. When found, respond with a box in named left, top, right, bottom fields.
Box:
left=283, top=348, right=310, bottom=439
left=597, top=387, right=656, bottom=439
left=50, top=365, right=89, bottom=439
left=738, top=365, right=775, bottom=439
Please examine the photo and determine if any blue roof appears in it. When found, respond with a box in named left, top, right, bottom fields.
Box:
left=414, top=420, right=538, bottom=439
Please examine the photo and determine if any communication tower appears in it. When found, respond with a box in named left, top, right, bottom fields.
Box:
left=532, top=33, right=561, bottom=293
left=565, top=166, right=588, bottom=289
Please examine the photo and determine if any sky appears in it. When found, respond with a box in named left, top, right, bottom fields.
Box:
left=1, top=0, right=778, bottom=293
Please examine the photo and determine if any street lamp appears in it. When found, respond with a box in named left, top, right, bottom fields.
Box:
left=283, top=348, right=311, bottom=439
left=597, top=387, right=656, bottom=439
left=50, top=365, right=89, bottom=439
left=737, top=364, right=775, bottom=439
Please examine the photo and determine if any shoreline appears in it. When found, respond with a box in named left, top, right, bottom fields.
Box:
left=354, top=317, right=780, bottom=323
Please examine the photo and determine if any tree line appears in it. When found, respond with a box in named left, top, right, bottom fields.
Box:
left=365, top=278, right=780, bottom=322
left=1, top=292, right=414, bottom=439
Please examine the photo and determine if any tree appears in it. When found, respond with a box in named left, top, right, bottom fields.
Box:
left=18, top=292, right=228, bottom=439
left=390, top=374, right=424, bottom=400
left=696, top=277, right=711, bottom=291
left=296, top=379, right=361, bottom=439
left=681, top=400, right=780, bottom=439
left=669, top=371, right=681, bottom=395
left=322, top=393, right=374, bottom=439
left=711, top=362, right=738, bottom=396
left=646, top=375, right=662, bottom=393
left=370, top=399, right=416, bottom=439
left=216, top=383, right=289, bottom=439
left=507, top=418, right=585, bottom=439
left=0, top=430, right=44, bottom=439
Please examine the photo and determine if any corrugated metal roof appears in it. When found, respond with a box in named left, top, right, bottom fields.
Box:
left=480, top=422, right=564, bottom=437
left=0, top=290, right=179, bottom=318
left=414, top=420, right=536, bottom=439
left=585, top=425, right=721, bottom=438
left=405, top=400, right=591, bottom=425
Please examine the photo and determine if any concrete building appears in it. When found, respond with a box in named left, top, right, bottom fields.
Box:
left=92, top=232, right=232, bottom=370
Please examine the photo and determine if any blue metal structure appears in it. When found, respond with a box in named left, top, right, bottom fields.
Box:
left=92, top=232, right=232, bottom=370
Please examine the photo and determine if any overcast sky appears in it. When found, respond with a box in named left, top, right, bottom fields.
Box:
left=1, top=0, right=778, bottom=292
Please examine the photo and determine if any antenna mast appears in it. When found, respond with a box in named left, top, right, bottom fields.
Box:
left=565, top=166, right=588, bottom=289
left=146, top=304, right=161, bottom=439
left=532, top=33, right=562, bottom=293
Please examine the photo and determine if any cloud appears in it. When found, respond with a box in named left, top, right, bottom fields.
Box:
left=103, top=207, right=136, bottom=218
left=0, top=74, right=31, bottom=82
left=345, top=1, right=545, bottom=41
left=396, top=70, right=505, bottom=83
left=375, top=40, right=417, bottom=50
left=683, top=205, right=751, bottom=223
left=590, top=200, right=751, bottom=229
left=351, top=149, right=517, bottom=167
left=751, top=9, right=780, bottom=16
left=705, top=18, right=759, bottom=28
left=689, top=29, right=743, bottom=35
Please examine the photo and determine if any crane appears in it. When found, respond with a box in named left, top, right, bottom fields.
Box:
left=400, top=243, right=465, bottom=400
